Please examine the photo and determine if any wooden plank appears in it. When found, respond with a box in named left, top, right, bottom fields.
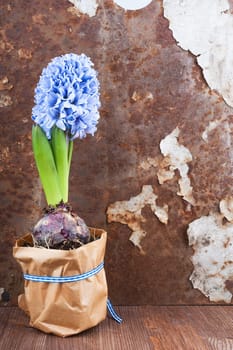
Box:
left=1, top=306, right=233, bottom=349
left=144, top=306, right=233, bottom=350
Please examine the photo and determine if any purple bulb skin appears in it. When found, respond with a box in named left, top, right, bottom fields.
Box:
left=32, top=207, right=90, bottom=249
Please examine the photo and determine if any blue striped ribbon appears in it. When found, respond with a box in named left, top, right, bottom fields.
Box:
left=24, top=262, right=104, bottom=283
left=23, top=261, right=122, bottom=324
left=107, top=299, right=122, bottom=324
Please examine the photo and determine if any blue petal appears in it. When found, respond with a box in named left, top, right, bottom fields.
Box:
left=32, top=53, right=100, bottom=140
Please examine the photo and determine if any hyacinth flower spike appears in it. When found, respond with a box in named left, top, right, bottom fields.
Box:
left=31, top=53, right=100, bottom=249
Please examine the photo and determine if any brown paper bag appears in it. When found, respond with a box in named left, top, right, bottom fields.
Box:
left=13, top=228, right=108, bottom=337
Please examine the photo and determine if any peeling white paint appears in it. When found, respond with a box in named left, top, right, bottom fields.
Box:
left=113, top=0, right=153, bottom=11
left=0, top=94, right=12, bottom=107
left=131, top=91, right=141, bottom=102
left=145, top=92, right=154, bottom=100
left=18, top=48, right=32, bottom=59
left=201, top=120, right=221, bottom=143
left=220, top=196, right=233, bottom=222
left=107, top=185, right=168, bottom=252
left=158, top=127, right=195, bottom=205
left=68, top=0, right=98, bottom=17
left=188, top=214, right=233, bottom=303
left=131, top=91, right=154, bottom=102
left=163, top=0, right=233, bottom=107
left=0, top=76, right=13, bottom=91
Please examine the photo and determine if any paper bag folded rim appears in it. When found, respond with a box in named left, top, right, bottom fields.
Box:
left=13, top=227, right=108, bottom=337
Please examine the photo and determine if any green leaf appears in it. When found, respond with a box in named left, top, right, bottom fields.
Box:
left=32, top=125, right=62, bottom=206
left=51, top=127, right=69, bottom=203
left=68, top=139, right=73, bottom=176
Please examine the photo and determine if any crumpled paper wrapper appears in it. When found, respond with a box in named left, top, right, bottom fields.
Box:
left=13, top=228, right=108, bottom=337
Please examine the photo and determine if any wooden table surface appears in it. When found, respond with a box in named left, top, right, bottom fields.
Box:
left=1, top=306, right=233, bottom=349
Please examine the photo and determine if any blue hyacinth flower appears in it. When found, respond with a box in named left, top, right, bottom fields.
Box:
left=32, top=53, right=101, bottom=140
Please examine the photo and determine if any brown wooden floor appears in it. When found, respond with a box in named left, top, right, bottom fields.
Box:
left=1, top=306, right=233, bottom=349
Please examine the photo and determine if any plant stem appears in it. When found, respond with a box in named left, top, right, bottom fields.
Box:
left=51, top=127, right=69, bottom=203
left=68, top=139, right=73, bottom=176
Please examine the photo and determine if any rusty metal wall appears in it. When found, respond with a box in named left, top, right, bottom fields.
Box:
left=0, top=0, right=232, bottom=306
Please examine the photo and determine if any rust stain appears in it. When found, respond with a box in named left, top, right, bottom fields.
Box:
left=32, top=14, right=46, bottom=25
left=0, top=29, right=14, bottom=53
left=67, top=6, right=82, bottom=17
left=107, top=185, right=168, bottom=253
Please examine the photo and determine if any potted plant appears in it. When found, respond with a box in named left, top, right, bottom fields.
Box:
left=13, top=53, right=122, bottom=337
